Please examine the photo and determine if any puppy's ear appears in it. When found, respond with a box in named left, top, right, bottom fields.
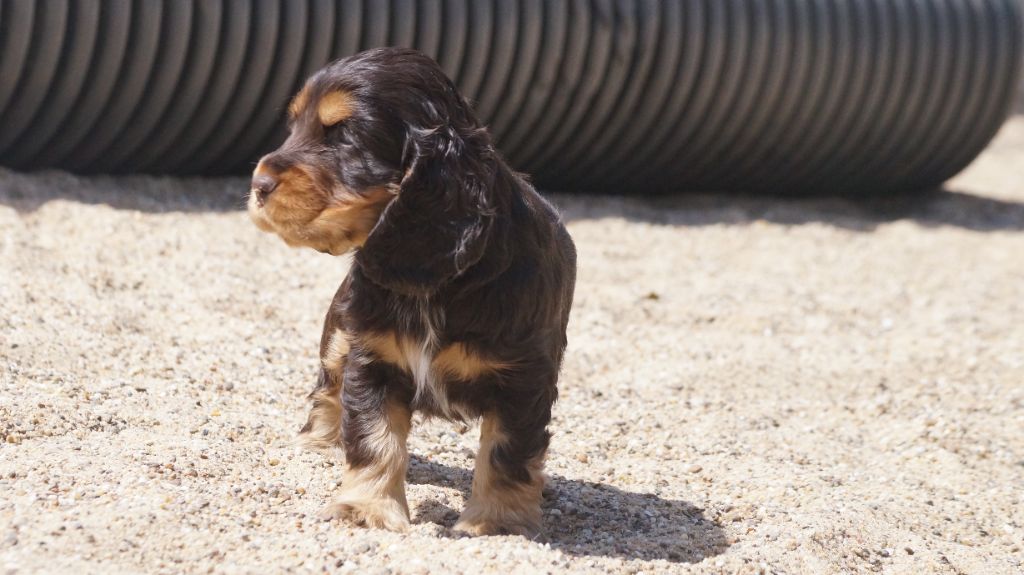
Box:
left=357, top=124, right=495, bottom=296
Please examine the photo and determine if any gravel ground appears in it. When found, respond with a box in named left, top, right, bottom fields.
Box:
left=2, top=115, right=1023, bottom=574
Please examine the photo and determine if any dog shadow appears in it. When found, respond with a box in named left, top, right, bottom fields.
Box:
left=406, top=455, right=729, bottom=564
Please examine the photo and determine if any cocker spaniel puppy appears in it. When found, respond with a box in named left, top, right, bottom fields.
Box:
left=248, top=48, right=576, bottom=537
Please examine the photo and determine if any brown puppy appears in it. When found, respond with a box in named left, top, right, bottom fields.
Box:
left=248, top=48, right=576, bottom=537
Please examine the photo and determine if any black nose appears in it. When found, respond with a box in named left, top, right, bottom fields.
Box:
left=251, top=174, right=278, bottom=206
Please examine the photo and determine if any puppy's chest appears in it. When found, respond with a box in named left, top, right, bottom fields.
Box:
left=397, top=321, right=443, bottom=403
left=384, top=305, right=463, bottom=417
left=345, top=293, right=500, bottom=418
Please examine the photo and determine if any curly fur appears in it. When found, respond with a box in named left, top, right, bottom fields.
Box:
left=248, top=48, right=577, bottom=538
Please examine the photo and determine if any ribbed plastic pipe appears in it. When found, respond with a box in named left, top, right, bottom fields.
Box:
left=0, top=0, right=1020, bottom=194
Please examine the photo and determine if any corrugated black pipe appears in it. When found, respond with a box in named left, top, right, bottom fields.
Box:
left=0, top=0, right=1020, bottom=194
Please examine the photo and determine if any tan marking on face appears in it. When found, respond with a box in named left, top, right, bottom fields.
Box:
left=433, top=344, right=509, bottom=381
left=289, top=85, right=311, bottom=118
left=249, top=163, right=396, bottom=256
left=318, top=90, right=355, bottom=126
left=249, top=162, right=326, bottom=230
left=303, top=186, right=396, bottom=253
left=319, top=399, right=412, bottom=532
left=454, top=414, right=545, bottom=537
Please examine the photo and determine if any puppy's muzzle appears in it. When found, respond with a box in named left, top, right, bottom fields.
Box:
left=251, top=174, right=279, bottom=207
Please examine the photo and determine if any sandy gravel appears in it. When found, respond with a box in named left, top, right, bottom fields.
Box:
left=1, top=115, right=1023, bottom=574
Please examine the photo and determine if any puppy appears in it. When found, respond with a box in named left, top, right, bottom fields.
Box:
left=248, top=48, right=576, bottom=537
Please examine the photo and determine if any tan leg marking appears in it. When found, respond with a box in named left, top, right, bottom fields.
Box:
left=297, top=329, right=348, bottom=452
left=321, top=328, right=350, bottom=372
left=320, top=401, right=413, bottom=532
left=454, top=414, right=545, bottom=537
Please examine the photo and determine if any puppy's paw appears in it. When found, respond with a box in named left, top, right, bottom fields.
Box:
left=452, top=515, right=541, bottom=539
left=319, top=498, right=410, bottom=532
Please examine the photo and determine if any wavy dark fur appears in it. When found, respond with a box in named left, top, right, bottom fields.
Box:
left=252, top=48, right=576, bottom=535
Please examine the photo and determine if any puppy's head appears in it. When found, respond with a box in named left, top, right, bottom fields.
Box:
left=247, top=47, right=495, bottom=292
left=248, top=51, right=407, bottom=255
left=249, top=48, right=497, bottom=294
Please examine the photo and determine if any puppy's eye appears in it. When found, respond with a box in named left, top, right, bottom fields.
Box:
left=328, top=124, right=353, bottom=146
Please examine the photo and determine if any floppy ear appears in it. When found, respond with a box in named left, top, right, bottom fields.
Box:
left=356, top=126, right=495, bottom=296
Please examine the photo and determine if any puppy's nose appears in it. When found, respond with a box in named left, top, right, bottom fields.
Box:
left=251, top=174, right=278, bottom=206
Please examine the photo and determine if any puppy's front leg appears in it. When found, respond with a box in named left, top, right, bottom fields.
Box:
left=320, top=363, right=412, bottom=532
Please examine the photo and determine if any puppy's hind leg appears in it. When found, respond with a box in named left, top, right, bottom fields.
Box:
left=297, top=367, right=344, bottom=452
left=297, top=327, right=350, bottom=452
left=454, top=406, right=551, bottom=538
